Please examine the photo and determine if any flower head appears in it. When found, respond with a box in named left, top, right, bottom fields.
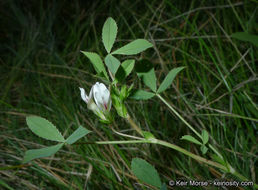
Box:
left=79, top=82, right=112, bottom=122
left=92, top=82, right=112, bottom=112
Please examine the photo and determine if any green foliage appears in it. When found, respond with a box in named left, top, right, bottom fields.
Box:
left=26, top=116, right=65, bottom=142
left=200, top=145, right=208, bottom=155
left=231, top=32, right=258, bottom=47
left=120, top=85, right=127, bottom=100
left=81, top=51, right=108, bottom=79
left=142, top=131, right=156, bottom=140
left=115, top=59, right=135, bottom=82
left=23, top=143, right=64, bottom=163
left=111, top=85, right=128, bottom=118
left=25, top=117, right=91, bottom=162
left=182, top=133, right=209, bottom=154
left=104, top=54, right=120, bottom=75
left=102, top=17, right=118, bottom=53
left=201, top=130, right=209, bottom=145
left=181, top=135, right=202, bottom=145
left=157, top=67, right=185, bottom=93
left=112, top=39, right=153, bottom=55
left=2, top=1, right=257, bottom=189
left=66, top=126, right=91, bottom=145
left=121, top=60, right=135, bottom=76
left=131, top=158, right=162, bottom=188
left=211, top=154, right=227, bottom=166
left=138, top=67, right=157, bottom=92
left=135, top=64, right=184, bottom=94
left=130, top=90, right=155, bottom=100
left=111, top=94, right=128, bottom=118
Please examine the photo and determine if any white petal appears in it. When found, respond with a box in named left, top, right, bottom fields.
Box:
left=98, top=83, right=108, bottom=92
left=87, top=100, right=106, bottom=120
left=102, top=88, right=110, bottom=104
left=79, top=87, right=89, bottom=103
left=93, top=82, right=110, bottom=111
left=93, top=85, right=104, bottom=109
left=88, top=85, right=94, bottom=100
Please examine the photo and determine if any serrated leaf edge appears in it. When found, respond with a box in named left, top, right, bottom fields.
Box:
left=131, top=158, right=162, bottom=188
left=26, top=116, right=65, bottom=142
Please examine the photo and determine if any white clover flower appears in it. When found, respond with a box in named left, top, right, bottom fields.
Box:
left=79, top=82, right=112, bottom=121
left=92, top=82, right=112, bottom=112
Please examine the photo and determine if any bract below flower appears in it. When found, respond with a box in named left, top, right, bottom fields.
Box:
left=79, top=82, right=112, bottom=122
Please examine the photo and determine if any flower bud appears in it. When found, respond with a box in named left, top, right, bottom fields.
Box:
left=80, top=82, right=112, bottom=123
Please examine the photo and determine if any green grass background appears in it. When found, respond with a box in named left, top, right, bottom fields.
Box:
left=0, top=0, right=257, bottom=189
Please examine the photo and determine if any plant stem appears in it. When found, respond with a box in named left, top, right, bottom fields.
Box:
left=95, top=139, right=148, bottom=145
left=155, top=139, right=227, bottom=171
left=156, top=94, right=224, bottom=159
left=156, top=94, right=201, bottom=139
left=86, top=139, right=258, bottom=188
left=155, top=94, right=258, bottom=185
left=91, top=139, right=226, bottom=170
left=121, top=94, right=256, bottom=187
left=111, top=128, right=143, bottom=140
left=126, top=114, right=144, bottom=137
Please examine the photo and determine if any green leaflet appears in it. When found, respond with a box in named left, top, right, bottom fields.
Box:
left=81, top=51, right=108, bottom=79
left=23, top=143, right=64, bottom=163
left=102, top=17, right=118, bottom=53
left=66, top=126, right=91, bottom=145
left=131, top=158, right=162, bottom=188
left=130, top=90, right=155, bottom=100
left=181, top=135, right=202, bottom=145
left=104, top=54, right=120, bottom=75
left=112, top=39, right=153, bottom=55
left=157, top=67, right=185, bottom=93
left=26, top=116, right=65, bottom=142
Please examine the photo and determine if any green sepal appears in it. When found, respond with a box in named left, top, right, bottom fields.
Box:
left=111, top=92, right=128, bottom=118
